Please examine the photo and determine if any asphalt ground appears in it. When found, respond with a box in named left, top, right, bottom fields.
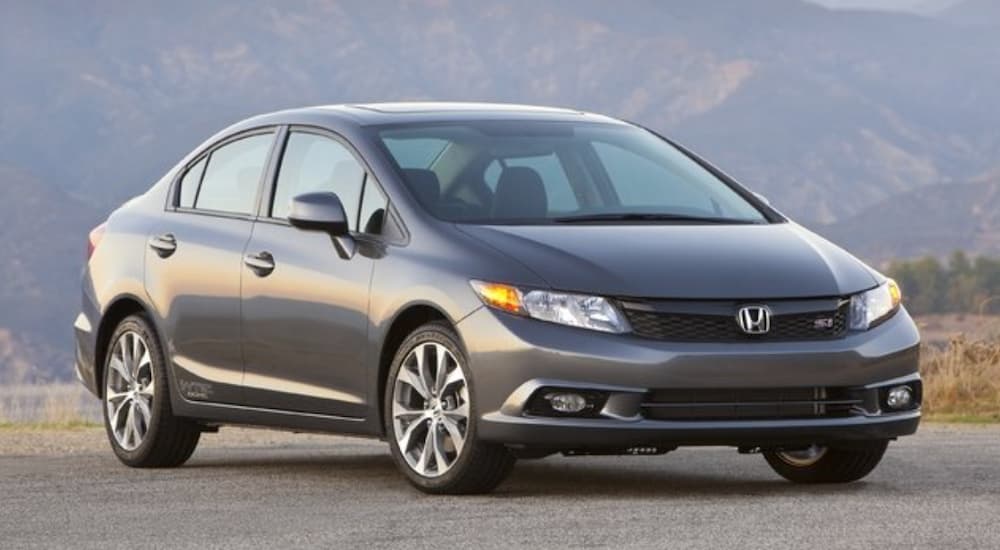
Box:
left=1, top=423, right=998, bottom=549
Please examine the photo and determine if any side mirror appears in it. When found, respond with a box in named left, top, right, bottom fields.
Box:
left=288, top=192, right=356, bottom=259
left=289, top=192, right=350, bottom=235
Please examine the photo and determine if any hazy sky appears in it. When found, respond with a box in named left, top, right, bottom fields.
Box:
left=806, top=0, right=963, bottom=14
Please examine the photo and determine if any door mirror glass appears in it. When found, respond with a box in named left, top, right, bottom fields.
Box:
left=288, top=192, right=350, bottom=236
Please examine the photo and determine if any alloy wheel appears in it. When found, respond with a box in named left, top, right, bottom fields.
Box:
left=391, top=342, right=469, bottom=477
left=105, top=330, right=155, bottom=451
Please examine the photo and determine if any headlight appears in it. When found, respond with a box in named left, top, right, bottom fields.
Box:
left=470, top=280, right=630, bottom=334
left=848, top=279, right=902, bottom=330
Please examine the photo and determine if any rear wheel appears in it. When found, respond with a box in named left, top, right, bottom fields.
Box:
left=763, top=441, right=889, bottom=483
left=384, top=321, right=515, bottom=494
left=102, top=314, right=200, bottom=467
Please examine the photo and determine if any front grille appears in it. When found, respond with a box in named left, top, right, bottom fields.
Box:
left=623, top=300, right=849, bottom=342
left=642, top=387, right=863, bottom=421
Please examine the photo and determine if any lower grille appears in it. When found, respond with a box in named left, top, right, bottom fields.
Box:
left=642, top=387, right=863, bottom=421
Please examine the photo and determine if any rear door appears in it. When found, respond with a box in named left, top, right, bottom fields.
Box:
left=239, top=128, right=389, bottom=417
left=145, top=129, right=277, bottom=405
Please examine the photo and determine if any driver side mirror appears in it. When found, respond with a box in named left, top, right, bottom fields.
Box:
left=288, top=192, right=356, bottom=259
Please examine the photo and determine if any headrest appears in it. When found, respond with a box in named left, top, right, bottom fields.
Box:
left=401, top=168, right=441, bottom=209
left=492, top=166, right=548, bottom=219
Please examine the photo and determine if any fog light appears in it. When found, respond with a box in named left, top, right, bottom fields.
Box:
left=545, top=392, right=588, bottom=414
left=886, top=385, right=913, bottom=410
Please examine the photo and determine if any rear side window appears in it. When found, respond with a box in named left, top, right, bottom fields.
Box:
left=194, top=133, right=274, bottom=215
left=177, top=157, right=206, bottom=209
left=271, top=132, right=365, bottom=225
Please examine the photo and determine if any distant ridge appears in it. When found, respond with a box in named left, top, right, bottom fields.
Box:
left=818, top=181, right=1000, bottom=265
left=3, top=0, right=1000, bottom=380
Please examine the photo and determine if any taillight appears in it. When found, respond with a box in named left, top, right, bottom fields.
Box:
left=87, top=222, right=107, bottom=260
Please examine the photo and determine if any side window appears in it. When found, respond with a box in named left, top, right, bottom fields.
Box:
left=177, top=157, right=206, bottom=209
left=593, top=142, right=714, bottom=213
left=484, top=154, right=579, bottom=213
left=272, top=132, right=365, bottom=226
left=358, top=177, right=389, bottom=234
left=195, top=133, right=274, bottom=215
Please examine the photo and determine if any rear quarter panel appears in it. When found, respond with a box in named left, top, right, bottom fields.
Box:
left=83, top=177, right=173, bottom=395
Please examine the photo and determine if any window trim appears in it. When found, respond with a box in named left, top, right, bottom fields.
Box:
left=165, top=126, right=280, bottom=221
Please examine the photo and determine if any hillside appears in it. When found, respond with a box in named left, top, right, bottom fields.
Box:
left=940, top=0, right=1000, bottom=25
left=0, top=167, right=103, bottom=382
left=818, top=181, right=1000, bottom=263
left=807, top=0, right=962, bottom=14
left=3, top=0, right=1000, bottom=380
left=4, top=0, right=1000, bottom=221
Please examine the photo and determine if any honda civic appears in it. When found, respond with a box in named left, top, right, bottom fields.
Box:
left=75, top=102, right=921, bottom=494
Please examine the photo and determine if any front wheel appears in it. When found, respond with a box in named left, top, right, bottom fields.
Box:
left=384, top=321, right=515, bottom=494
left=763, top=441, right=889, bottom=483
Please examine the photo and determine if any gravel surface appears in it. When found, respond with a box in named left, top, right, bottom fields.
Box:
left=1, top=424, right=998, bottom=549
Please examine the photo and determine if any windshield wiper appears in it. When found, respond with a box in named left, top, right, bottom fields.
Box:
left=552, top=213, right=762, bottom=224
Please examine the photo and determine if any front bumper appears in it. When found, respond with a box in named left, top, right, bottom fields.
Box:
left=480, top=409, right=920, bottom=448
left=458, top=305, right=921, bottom=449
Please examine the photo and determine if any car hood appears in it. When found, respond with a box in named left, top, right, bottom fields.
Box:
left=455, top=222, right=878, bottom=299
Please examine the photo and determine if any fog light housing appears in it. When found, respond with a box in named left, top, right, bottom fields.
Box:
left=525, top=388, right=609, bottom=418
left=546, top=392, right=588, bottom=414
left=886, top=385, right=913, bottom=410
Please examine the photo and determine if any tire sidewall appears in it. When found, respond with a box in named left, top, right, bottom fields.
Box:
left=102, top=314, right=168, bottom=465
left=764, top=441, right=888, bottom=483
left=383, top=322, right=481, bottom=491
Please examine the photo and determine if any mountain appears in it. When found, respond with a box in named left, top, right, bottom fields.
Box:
left=2, top=0, right=999, bottom=380
left=817, top=180, right=1000, bottom=265
left=940, top=0, right=1000, bottom=25
left=0, top=166, right=103, bottom=382
left=5, top=0, right=1000, bottom=221
left=807, top=0, right=962, bottom=15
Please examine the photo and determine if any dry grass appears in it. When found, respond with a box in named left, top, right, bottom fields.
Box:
left=2, top=336, right=1000, bottom=426
left=921, top=338, right=1000, bottom=422
left=915, top=314, right=1000, bottom=347
left=0, top=383, right=101, bottom=427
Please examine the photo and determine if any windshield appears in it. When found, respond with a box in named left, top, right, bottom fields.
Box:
left=376, top=121, right=769, bottom=225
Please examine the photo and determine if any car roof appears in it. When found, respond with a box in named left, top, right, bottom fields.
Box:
left=239, top=102, right=626, bottom=129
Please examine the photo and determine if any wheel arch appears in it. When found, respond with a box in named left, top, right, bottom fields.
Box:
left=374, top=303, right=454, bottom=436
left=94, top=295, right=156, bottom=398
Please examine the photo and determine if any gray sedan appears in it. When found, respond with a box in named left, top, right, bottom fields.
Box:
left=74, top=102, right=920, bottom=494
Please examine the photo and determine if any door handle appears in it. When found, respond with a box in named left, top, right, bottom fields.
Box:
left=244, top=251, right=275, bottom=277
left=149, top=233, right=177, bottom=258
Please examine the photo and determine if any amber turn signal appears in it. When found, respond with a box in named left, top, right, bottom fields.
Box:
left=469, top=280, right=524, bottom=314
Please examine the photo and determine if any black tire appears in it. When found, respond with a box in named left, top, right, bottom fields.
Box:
left=384, top=321, right=515, bottom=494
left=763, top=441, right=889, bottom=483
left=102, top=314, right=201, bottom=468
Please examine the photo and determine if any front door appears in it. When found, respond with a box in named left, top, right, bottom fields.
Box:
left=240, top=129, right=388, bottom=417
